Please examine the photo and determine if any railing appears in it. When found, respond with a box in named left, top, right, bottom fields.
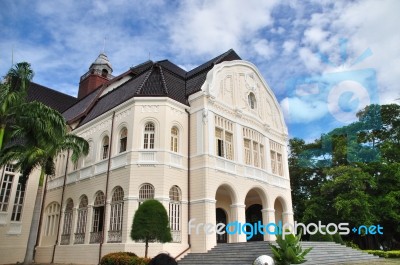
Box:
left=74, top=233, right=85, bottom=244
left=244, top=165, right=290, bottom=188
left=90, top=231, right=102, bottom=243
left=111, top=153, right=127, bottom=169
left=171, top=230, right=181, bottom=243
left=80, top=166, right=92, bottom=180
left=108, top=230, right=122, bottom=243
left=0, top=213, right=7, bottom=225
left=47, top=177, right=64, bottom=190
left=66, top=172, right=78, bottom=184
left=8, top=222, right=22, bottom=234
left=170, top=153, right=183, bottom=167
left=60, top=234, right=70, bottom=245
left=215, top=157, right=236, bottom=173
left=139, top=151, right=156, bottom=162
left=95, top=160, right=108, bottom=174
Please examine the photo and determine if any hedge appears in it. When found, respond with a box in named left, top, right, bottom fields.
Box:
left=365, top=250, right=400, bottom=258
left=100, top=252, right=151, bottom=265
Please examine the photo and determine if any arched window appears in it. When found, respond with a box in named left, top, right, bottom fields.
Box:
left=75, top=195, right=88, bottom=244
left=169, top=185, right=181, bottom=242
left=139, top=183, right=155, bottom=204
left=102, top=136, right=110, bottom=159
left=143, top=122, right=155, bottom=149
left=119, top=128, right=128, bottom=153
left=170, top=127, right=179, bottom=153
left=44, top=202, right=60, bottom=237
left=61, top=199, right=73, bottom=245
left=91, top=191, right=105, bottom=243
left=109, top=187, right=124, bottom=243
left=248, top=92, right=256, bottom=109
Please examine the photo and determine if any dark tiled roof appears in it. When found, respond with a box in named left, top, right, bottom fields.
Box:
left=27, top=82, right=77, bottom=112
left=66, top=49, right=241, bottom=127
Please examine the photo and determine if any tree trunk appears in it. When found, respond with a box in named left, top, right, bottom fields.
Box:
left=0, top=125, right=5, bottom=150
left=23, top=185, right=44, bottom=264
left=145, top=239, right=149, bottom=258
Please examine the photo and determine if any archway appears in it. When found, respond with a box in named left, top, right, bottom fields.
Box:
left=215, top=184, right=236, bottom=244
left=274, top=198, right=285, bottom=225
left=245, top=188, right=266, bottom=241
left=216, top=208, right=227, bottom=243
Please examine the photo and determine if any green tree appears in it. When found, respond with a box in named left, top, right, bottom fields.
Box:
left=0, top=62, right=89, bottom=263
left=131, top=200, right=172, bottom=258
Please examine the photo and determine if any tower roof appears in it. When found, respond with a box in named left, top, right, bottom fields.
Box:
left=90, top=52, right=113, bottom=72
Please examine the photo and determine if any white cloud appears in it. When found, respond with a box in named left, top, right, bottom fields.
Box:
left=280, top=96, right=327, bottom=124
left=167, top=0, right=278, bottom=58
left=282, top=40, right=296, bottom=55
left=252, top=39, right=275, bottom=59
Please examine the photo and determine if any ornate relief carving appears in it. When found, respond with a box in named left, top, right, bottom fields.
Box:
left=141, top=105, right=159, bottom=113
left=202, top=109, right=208, bottom=124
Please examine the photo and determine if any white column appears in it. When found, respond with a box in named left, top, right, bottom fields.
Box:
left=71, top=207, right=78, bottom=244
left=263, top=208, right=276, bottom=241
left=230, top=204, right=246, bottom=243
left=123, top=197, right=138, bottom=243
left=207, top=111, right=215, bottom=155
left=85, top=205, right=93, bottom=244
left=104, top=200, right=111, bottom=243
left=235, top=124, right=243, bottom=163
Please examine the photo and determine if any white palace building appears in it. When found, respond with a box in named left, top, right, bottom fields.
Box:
left=0, top=50, right=294, bottom=264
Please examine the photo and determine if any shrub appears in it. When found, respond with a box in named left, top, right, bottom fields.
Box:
left=100, top=252, right=150, bottom=265
left=365, top=250, right=400, bottom=258
left=345, top=241, right=360, bottom=250
left=309, top=228, right=333, bottom=242
left=270, top=230, right=312, bottom=265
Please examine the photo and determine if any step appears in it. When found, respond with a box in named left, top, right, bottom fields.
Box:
left=178, top=241, right=379, bottom=265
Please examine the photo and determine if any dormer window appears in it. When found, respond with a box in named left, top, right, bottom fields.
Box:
left=248, top=92, right=256, bottom=110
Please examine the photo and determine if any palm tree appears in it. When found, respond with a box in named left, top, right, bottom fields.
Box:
left=0, top=62, right=34, bottom=150
left=0, top=62, right=89, bottom=264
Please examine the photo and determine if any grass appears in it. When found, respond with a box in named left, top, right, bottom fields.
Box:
left=341, top=259, right=400, bottom=265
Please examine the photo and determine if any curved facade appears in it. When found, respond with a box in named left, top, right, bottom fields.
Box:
left=30, top=53, right=293, bottom=264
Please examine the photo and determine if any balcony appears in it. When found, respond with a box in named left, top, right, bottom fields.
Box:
left=90, top=231, right=102, bottom=244
left=170, top=153, right=183, bottom=167
left=215, top=157, right=236, bottom=174
left=60, top=234, right=70, bottom=245
left=74, top=233, right=85, bottom=244
left=108, top=230, right=122, bottom=243
left=171, top=230, right=181, bottom=243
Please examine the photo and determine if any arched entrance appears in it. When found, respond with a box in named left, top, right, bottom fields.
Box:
left=245, top=188, right=266, bottom=241
left=215, top=184, right=236, bottom=244
left=216, top=208, right=227, bottom=243
left=274, top=198, right=284, bottom=225
left=245, top=204, right=263, bottom=241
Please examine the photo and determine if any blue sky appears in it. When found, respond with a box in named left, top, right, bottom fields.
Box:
left=1, top=0, right=399, bottom=141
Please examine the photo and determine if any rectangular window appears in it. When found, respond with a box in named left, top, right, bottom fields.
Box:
left=225, top=132, right=234, bottom=160
left=76, top=209, right=87, bottom=234
left=0, top=174, right=14, bottom=212
left=271, top=150, right=277, bottom=174
left=5, top=164, right=15, bottom=172
left=143, top=134, right=149, bottom=149
left=102, top=145, right=109, bottom=160
left=110, top=203, right=123, bottom=231
left=120, top=137, right=127, bottom=153
left=214, top=116, right=234, bottom=161
left=244, top=139, right=251, bottom=165
left=62, top=212, right=73, bottom=235
left=92, top=206, right=104, bottom=232
left=11, top=181, right=25, bottom=221
left=253, top=142, right=259, bottom=167
left=260, top=145, right=265, bottom=169
left=270, top=140, right=284, bottom=176
left=215, top=128, right=224, bottom=157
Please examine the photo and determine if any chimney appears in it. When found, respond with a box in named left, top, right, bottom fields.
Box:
left=78, top=53, right=113, bottom=99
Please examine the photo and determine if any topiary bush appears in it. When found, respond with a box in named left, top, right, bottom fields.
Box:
left=309, top=228, right=333, bottom=242
left=100, top=252, right=150, bottom=265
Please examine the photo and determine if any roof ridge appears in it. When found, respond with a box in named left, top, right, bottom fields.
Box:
left=157, top=64, right=168, bottom=95
left=136, top=66, right=154, bottom=94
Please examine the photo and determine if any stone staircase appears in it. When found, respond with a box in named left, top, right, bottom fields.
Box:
left=178, top=241, right=380, bottom=265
